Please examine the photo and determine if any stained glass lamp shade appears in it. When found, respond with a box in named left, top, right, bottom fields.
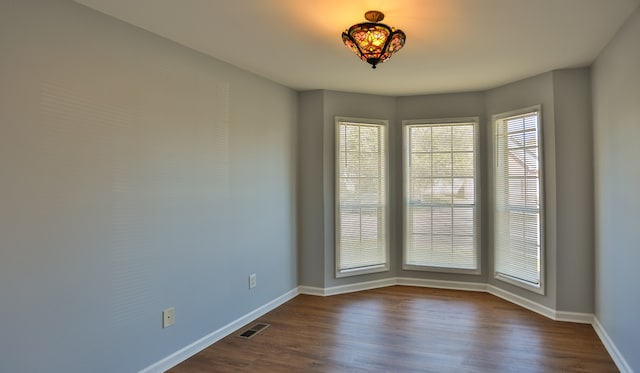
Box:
left=342, top=10, right=406, bottom=69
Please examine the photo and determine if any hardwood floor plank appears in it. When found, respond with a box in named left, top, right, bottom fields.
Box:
left=168, top=286, right=617, bottom=372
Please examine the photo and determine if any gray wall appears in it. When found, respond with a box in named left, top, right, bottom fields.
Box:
left=592, top=6, right=640, bottom=372
left=298, top=91, right=325, bottom=287
left=552, top=68, right=595, bottom=313
left=0, top=1, right=298, bottom=372
left=485, top=72, right=559, bottom=309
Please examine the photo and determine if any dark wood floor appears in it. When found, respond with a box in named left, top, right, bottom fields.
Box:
left=168, top=286, right=617, bottom=372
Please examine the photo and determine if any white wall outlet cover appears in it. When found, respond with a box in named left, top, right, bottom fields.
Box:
left=249, top=274, right=257, bottom=289
left=163, top=307, right=175, bottom=328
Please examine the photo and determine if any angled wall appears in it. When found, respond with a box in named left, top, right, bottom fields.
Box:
left=552, top=68, right=595, bottom=313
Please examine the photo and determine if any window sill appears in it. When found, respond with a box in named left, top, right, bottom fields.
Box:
left=494, top=272, right=545, bottom=295
left=336, top=264, right=389, bottom=278
left=403, top=264, right=481, bottom=275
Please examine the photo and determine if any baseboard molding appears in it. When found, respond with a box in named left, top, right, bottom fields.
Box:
left=486, top=284, right=557, bottom=320
left=299, top=278, right=397, bottom=296
left=592, top=317, right=633, bottom=373
left=485, top=285, right=594, bottom=324
left=297, top=285, right=326, bottom=296
left=554, top=310, right=594, bottom=324
left=300, top=277, right=486, bottom=297
left=138, top=287, right=299, bottom=373
left=396, top=277, right=487, bottom=292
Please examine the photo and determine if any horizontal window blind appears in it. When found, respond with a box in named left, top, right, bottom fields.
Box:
left=336, top=120, right=388, bottom=274
left=404, top=121, right=478, bottom=271
left=494, top=110, right=542, bottom=287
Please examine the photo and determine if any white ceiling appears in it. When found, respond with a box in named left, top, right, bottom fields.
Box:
left=73, top=0, right=638, bottom=96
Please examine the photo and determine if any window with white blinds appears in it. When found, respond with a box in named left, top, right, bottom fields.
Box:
left=403, top=119, right=479, bottom=273
left=335, top=118, right=389, bottom=276
left=493, top=107, right=544, bottom=293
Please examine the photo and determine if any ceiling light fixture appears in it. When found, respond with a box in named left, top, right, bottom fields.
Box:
left=342, top=10, right=406, bottom=69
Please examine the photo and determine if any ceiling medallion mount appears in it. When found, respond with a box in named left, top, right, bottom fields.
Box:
left=364, top=10, right=385, bottom=23
left=342, top=10, right=406, bottom=69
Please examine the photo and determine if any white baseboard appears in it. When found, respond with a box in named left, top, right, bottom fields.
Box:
left=592, top=317, right=634, bottom=373
left=299, top=278, right=397, bottom=296
left=300, top=277, right=486, bottom=296
left=297, top=285, right=326, bottom=296
left=487, top=284, right=557, bottom=320
left=554, top=310, right=594, bottom=324
left=138, top=287, right=299, bottom=373
left=486, top=285, right=594, bottom=324
left=396, top=277, right=487, bottom=292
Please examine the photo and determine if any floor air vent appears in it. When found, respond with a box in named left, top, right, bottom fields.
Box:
left=238, top=323, right=270, bottom=339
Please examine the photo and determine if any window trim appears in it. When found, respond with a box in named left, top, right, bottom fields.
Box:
left=491, top=105, right=546, bottom=295
left=402, top=117, right=481, bottom=275
left=335, top=116, right=390, bottom=278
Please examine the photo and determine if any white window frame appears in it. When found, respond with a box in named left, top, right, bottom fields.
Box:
left=491, top=105, right=545, bottom=294
left=335, top=117, right=390, bottom=278
left=402, top=117, right=481, bottom=274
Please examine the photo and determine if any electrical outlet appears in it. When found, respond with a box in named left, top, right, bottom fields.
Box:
left=163, top=307, right=175, bottom=328
left=249, top=273, right=257, bottom=289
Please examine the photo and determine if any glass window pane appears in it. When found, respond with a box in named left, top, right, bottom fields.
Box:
left=336, top=121, right=387, bottom=274
left=411, top=127, right=432, bottom=152
left=405, top=121, right=477, bottom=271
left=410, top=178, right=433, bottom=203
left=453, top=178, right=474, bottom=204
left=432, top=126, right=452, bottom=152
left=452, top=125, right=474, bottom=152
left=494, top=111, right=542, bottom=288
left=411, top=153, right=432, bottom=177
left=453, top=153, right=474, bottom=177
left=432, top=153, right=452, bottom=177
